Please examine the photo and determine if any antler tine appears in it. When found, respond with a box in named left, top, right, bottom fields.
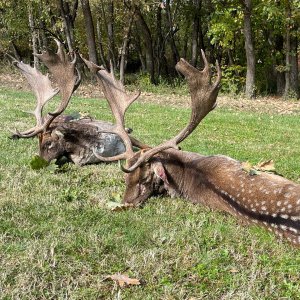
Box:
left=39, top=40, right=79, bottom=115
left=123, top=50, right=222, bottom=172
left=10, top=59, right=59, bottom=138
left=18, top=39, right=80, bottom=137
left=109, top=59, right=115, bottom=81
left=81, top=55, right=139, bottom=161
left=74, top=66, right=81, bottom=90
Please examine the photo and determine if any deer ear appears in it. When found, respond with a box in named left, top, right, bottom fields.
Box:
left=152, top=161, right=169, bottom=184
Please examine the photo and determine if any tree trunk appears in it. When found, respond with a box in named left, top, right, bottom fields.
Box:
left=135, top=7, right=156, bottom=84
left=96, top=18, right=108, bottom=68
left=227, top=49, right=234, bottom=65
left=28, top=5, right=39, bottom=67
left=107, top=1, right=117, bottom=69
left=182, top=29, right=188, bottom=59
left=284, top=2, right=299, bottom=99
left=10, top=42, right=21, bottom=61
left=155, top=3, right=168, bottom=77
left=165, top=0, right=180, bottom=69
left=198, top=10, right=205, bottom=53
left=60, top=0, right=73, bottom=52
left=284, top=8, right=291, bottom=97
left=191, top=0, right=200, bottom=66
left=81, top=0, right=98, bottom=64
left=120, top=10, right=135, bottom=84
left=39, top=20, right=48, bottom=49
left=134, top=25, right=146, bottom=72
left=272, top=33, right=285, bottom=96
left=276, top=72, right=285, bottom=95
left=289, top=35, right=299, bottom=99
left=243, top=0, right=256, bottom=99
left=59, top=0, right=78, bottom=54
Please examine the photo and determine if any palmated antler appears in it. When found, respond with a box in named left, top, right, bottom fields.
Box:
left=123, top=50, right=221, bottom=172
left=81, top=57, right=140, bottom=162
left=10, top=60, right=59, bottom=138
left=82, top=51, right=221, bottom=169
left=11, top=39, right=80, bottom=139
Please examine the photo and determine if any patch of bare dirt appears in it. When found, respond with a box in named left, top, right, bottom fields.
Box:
left=1, top=72, right=300, bottom=115
left=0, top=71, right=25, bottom=90
left=138, top=93, right=300, bottom=115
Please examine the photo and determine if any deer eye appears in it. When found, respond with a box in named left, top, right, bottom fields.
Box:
left=48, top=142, right=55, bottom=149
left=44, top=141, right=54, bottom=149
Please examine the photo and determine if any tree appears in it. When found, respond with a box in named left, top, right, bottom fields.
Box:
left=28, top=3, right=39, bottom=67
left=119, top=8, right=135, bottom=83
left=134, top=5, right=156, bottom=84
left=107, top=1, right=117, bottom=69
left=283, top=0, right=299, bottom=99
left=191, top=0, right=201, bottom=66
left=0, top=0, right=299, bottom=99
left=96, top=18, right=108, bottom=68
left=81, top=0, right=98, bottom=64
left=155, top=2, right=168, bottom=77
left=59, top=0, right=78, bottom=53
left=242, top=0, right=256, bottom=99
left=165, top=0, right=180, bottom=69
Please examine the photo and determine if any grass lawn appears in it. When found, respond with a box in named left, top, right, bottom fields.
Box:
left=1, top=87, right=300, bottom=299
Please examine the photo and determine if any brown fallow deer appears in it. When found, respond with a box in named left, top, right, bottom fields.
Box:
left=10, top=40, right=144, bottom=165
left=82, top=51, right=300, bottom=247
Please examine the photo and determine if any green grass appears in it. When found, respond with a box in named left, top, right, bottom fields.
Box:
left=1, top=87, right=300, bottom=299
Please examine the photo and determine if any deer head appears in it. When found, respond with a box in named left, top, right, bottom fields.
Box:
left=83, top=50, right=221, bottom=204
left=10, top=40, right=81, bottom=162
left=37, top=127, right=67, bottom=162
left=120, top=52, right=221, bottom=205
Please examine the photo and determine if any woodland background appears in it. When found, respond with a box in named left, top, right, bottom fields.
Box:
left=0, top=0, right=299, bottom=99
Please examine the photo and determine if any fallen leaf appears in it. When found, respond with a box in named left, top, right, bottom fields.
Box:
left=104, top=274, right=141, bottom=287
left=111, top=192, right=122, bottom=202
left=254, top=159, right=275, bottom=172
left=241, top=161, right=253, bottom=173
left=243, top=159, right=277, bottom=175
left=229, top=268, right=239, bottom=273
left=106, top=201, right=135, bottom=211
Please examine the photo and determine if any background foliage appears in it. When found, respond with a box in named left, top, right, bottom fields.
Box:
left=0, top=0, right=299, bottom=97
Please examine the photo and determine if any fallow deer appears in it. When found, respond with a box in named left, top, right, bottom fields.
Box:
left=10, top=40, right=144, bottom=165
left=83, top=50, right=300, bottom=247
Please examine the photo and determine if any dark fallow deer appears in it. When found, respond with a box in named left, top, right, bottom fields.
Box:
left=83, top=51, right=300, bottom=247
left=11, top=40, right=143, bottom=165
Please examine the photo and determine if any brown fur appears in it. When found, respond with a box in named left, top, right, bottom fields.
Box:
left=123, top=149, right=300, bottom=246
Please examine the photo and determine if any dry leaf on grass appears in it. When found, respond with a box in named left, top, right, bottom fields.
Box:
left=242, top=159, right=277, bottom=176
left=106, top=201, right=135, bottom=211
left=254, top=159, right=275, bottom=172
left=104, top=274, right=141, bottom=287
left=242, top=161, right=260, bottom=176
left=241, top=161, right=253, bottom=173
left=229, top=268, right=239, bottom=273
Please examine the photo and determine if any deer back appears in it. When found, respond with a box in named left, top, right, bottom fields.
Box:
left=184, top=154, right=300, bottom=246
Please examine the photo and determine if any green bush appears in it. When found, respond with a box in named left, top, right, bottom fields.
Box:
left=220, top=64, right=246, bottom=95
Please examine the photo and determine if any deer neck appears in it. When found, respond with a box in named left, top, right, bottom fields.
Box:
left=160, top=149, right=234, bottom=212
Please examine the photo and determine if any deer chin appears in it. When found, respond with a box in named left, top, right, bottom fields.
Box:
left=123, top=189, right=153, bottom=207
left=122, top=169, right=166, bottom=206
